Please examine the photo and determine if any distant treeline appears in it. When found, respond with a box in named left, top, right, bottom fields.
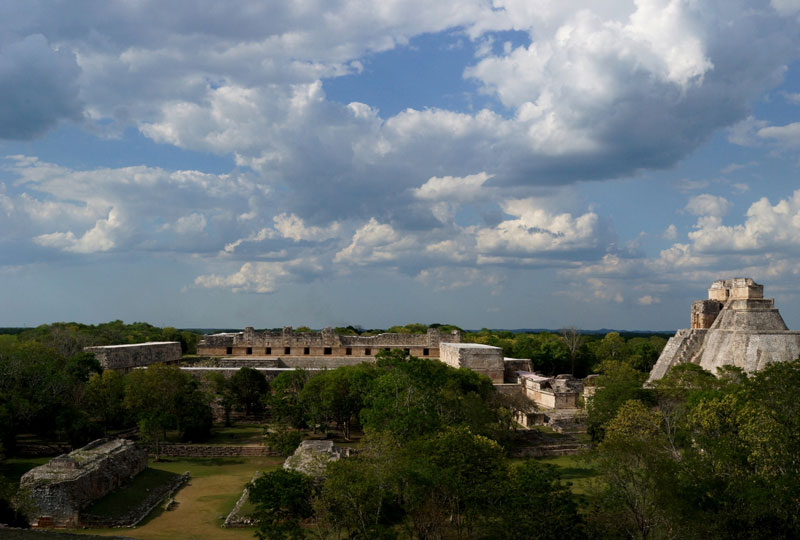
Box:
left=0, top=321, right=200, bottom=357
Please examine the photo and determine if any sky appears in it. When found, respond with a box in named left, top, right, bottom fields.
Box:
left=2, top=1, right=800, bottom=331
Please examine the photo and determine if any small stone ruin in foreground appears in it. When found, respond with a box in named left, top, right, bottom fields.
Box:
left=20, top=438, right=147, bottom=528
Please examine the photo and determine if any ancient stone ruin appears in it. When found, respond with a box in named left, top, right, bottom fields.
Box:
left=20, top=438, right=147, bottom=528
left=198, top=326, right=460, bottom=361
left=439, top=342, right=505, bottom=383
left=84, top=341, right=182, bottom=371
left=649, top=278, right=800, bottom=381
left=283, top=440, right=352, bottom=477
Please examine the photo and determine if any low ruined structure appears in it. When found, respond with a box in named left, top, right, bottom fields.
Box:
left=283, top=440, right=352, bottom=477
left=503, top=357, right=533, bottom=383
left=20, top=439, right=147, bottom=528
left=649, top=278, right=800, bottom=381
left=198, top=326, right=458, bottom=361
left=518, top=372, right=583, bottom=409
left=84, top=341, right=182, bottom=371
left=439, top=342, right=505, bottom=383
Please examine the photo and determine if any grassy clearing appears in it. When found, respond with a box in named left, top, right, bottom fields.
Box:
left=536, top=454, right=601, bottom=496
left=204, top=425, right=265, bottom=445
left=0, top=457, right=50, bottom=484
left=84, top=468, right=182, bottom=518
left=69, top=456, right=284, bottom=540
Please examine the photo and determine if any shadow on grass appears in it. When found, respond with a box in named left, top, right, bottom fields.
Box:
left=156, top=457, right=246, bottom=467
left=85, top=468, right=182, bottom=518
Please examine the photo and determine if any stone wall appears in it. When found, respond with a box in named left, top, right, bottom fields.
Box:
left=84, top=342, right=182, bottom=371
left=157, top=444, right=279, bottom=458
left=439, top=343, right=504, bottom=383
left=21, top=439, right=148, bottom=528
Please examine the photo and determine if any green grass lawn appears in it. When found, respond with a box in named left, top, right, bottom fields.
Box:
left=68, top=456, right=284, bottom=540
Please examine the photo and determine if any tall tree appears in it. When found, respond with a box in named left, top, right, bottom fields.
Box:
left=560, top=326, right=584, bottom=376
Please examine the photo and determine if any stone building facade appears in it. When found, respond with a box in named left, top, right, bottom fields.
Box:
left=438, top=342, right=505, bottom=383
left=197, top=326, right=459, bottom=360
left=649, top=278, right=800, bottom=381
left=84, top=341, right=182, bottom=371
left=20, top=438, right=147, bottom=528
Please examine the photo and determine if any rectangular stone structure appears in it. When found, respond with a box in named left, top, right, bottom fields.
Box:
left=84, top=341, right=182, bottom=371
left=20, top=438, right=147, bottom=528
left=438, top=342, right=504, bottom=383
left=198, top=326, right=460, bottom=359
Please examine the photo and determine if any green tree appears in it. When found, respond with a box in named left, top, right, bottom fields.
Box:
left=85, top=369, right=127, bottom=433
left=300, top=364, right=378, bottom=439
left=269, top=369, right=312, bottom=429
left=229, top=367, right=269, bottom=415
left=124, top=363, right=211, bottom=445
left=586, top=360, right=654, bottom=441
left=500, top=460, right=585, bottom=540
left=591, top=400, right=675, bottom=540
left=250, top=469, right=314, bottom=540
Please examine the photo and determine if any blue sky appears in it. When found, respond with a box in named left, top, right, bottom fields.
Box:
left=2, top=0, right=800, bottom=331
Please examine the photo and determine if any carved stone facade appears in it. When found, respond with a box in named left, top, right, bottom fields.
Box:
left=84, top=341, right=182, bottom=371
left=20, top=438, right=147, bottom=528
left=197, top=326, right=459, bottom=360
left=649, top=278, right=800, bottom=381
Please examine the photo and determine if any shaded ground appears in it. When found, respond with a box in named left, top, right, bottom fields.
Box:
left=0, top=457, right=50, bottom=484
left=84, top=469, right=182, bottom=519
left=536, top=454, right=601, bottom=496
left=69, top=456, right=284, bottom=540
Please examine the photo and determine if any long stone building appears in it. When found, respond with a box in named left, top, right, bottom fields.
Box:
left=197, top=326, right=460, bottom=360
left=649, top=278, right=800, bottom=381
left=84, top=341, right=182, bottom=371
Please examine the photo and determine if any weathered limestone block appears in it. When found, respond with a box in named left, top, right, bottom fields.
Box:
left=439, top=343, right=505, bottom=383
left=20, top=439, right=147, bottom=528
left=84, top=342, right=182, bottom=371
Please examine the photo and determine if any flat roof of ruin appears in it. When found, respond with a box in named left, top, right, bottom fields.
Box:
left=440, top=342, right=501, bottom=350
left=86, top=341, right=179, bottom=349
left=517, top=372, right=552, bottom=382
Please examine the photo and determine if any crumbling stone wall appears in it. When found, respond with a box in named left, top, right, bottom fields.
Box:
left=84, top=342, right=182, bottom=371
left=21, top=439, right=147, bottom=528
